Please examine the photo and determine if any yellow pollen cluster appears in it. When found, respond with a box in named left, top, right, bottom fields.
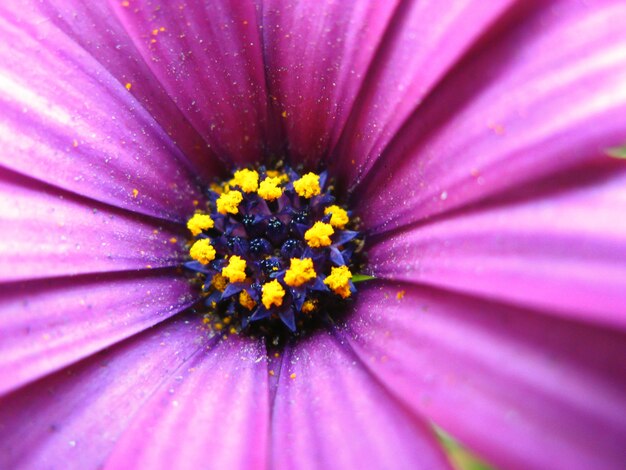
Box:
left=266, top=170, right=289, bottom=182
left=258, top=176, right=283, bottom=201
left=324, top=265, right=352, bottom=298
left=324, top=205, right=349, bottom=229
left=301, top=299, right=317, bottom=314
left=304, top=222, right=334, bottom=248
left=209, top=182, right=224, bottom=194
left=231, top=169, right=259, bottom=193
left=216, top=190, right=243, bottom=214
left=211, top=273, right=228, bottom=292
left=239, top=290, right=256, bottom=310
left=222, top=255, right=247, bottom=283
left=262, top=280, right=285, bottom=309
left=293, top=172, right=321, bottom=198
left=189, top=239, right=216, bottom=265
left=187, top=213, right=214, bottom=236
left=284, top=258, right=317, bottom=287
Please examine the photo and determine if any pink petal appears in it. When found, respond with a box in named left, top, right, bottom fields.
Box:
left=0, top=271, right=195, bottom=395
left=111, top=0, right=272, bottom=168
left=12, top=0, right=221, bottom=181
left=0, top=169, right=187, bottom=282
left=358, top=1, right=626, bottom=233
left=0, top=9, right=203, bottom=222
left=369, top=162, right=626, bottom=329
left=270, top=332, right=451, bottom=470
left=345, top=283, right=626, bottom=470
left=0, top=316, right=207, bottom=468
left=260, top=0, right=400, bottom=166
left=333, top=0, right=515, bottom=184
left=105, top=335, right=269, bottom=470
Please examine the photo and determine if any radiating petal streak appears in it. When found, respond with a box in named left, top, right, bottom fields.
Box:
left=0, top=11, right=204, bottom=222
left=0, top=168, right=188, bottom=282
left=270, top=332, right=451, bottom=470
left=358, top=1, right=626, bottom=232
left=345, top=283, right=626, bottom=470
left=111, top=0, right=273, bottom=168
left=104, top=336, right=270, bottom=470
left=0, top=270, right=196, bottom=396
left=333, top=0, right=516, bottom=186
left=0, top=316, right=208, bottom=469
left=368, top=162, right=626, bottom=329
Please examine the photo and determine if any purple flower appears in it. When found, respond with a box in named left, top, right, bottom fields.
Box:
left=1, top=1, right=625, bottom=469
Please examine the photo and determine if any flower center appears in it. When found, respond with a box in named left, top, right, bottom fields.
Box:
left=184, top=164, right=363, bottom=338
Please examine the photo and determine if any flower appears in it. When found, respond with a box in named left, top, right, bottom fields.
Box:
left=1, top=1, right=626, bottom=469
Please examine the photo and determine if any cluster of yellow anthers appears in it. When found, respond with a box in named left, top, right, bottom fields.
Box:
left=186, top=169, right=354, bottom=312
left=218, top=169, right=325, bottom=212
left=186, top=213, right=214, bottom=236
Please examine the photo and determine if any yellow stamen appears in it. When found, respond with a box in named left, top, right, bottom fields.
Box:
left=257, top=176, right=283, bottom=201
left=209, top=182, right=223, bottom=194
left=187, top=213, right=214, bottom=236
left=216, top=190, right=243, bottom=215
left=266, top=170, right=289, bottom=182
left=301, top=299, right=317, bottom=314
left=211, top=273, right=228, bottom=292
left=324, top=265, right=352, bottom=298
left=221, top=255, right=247, bottom=283
left=231, top=168, right=259, bottom=193
left=239, top=290, right=256, bottom=310
left=304, top=221, right=334, bottom=248
left=261, top=279, right=285, bottom=309
left=293, top=172, right=321, bottom=198
left=324, top=205, right=349, bottom=229
left=189, top=239, right=216, bottom=265
left=284, top=258, right=317, bottom=287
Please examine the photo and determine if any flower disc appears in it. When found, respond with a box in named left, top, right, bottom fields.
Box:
left=184, top=164, right=364, bottom=339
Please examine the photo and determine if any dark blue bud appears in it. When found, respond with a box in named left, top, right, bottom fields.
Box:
left=227, top=236, right=248, bottom=256
left=260, top=257, right=281, bottom=276
left=249, top=237, right=272, bottom=256
left=281, top=238, right=302, bottom=258
left=266, top=216, right=287, bottom=244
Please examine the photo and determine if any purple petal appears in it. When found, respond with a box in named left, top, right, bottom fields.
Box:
left=0, top=271, right=195, bottom=395
left=0, top=9, right=204, bottom=221
left=0, top=315, right=207, bottom=468
left=0, top=170, right=187, bottom=282
left=357, top=1, right=626, bottom=233
left=105, top=335, right=268, bottom=469
left=345, top=283, right=626, bottom=470
left=369, top=162, right=626, bottom=329
left=333, top=0, right=515, bottom=184
left=270, top=332, right=451, bottom=470
left=111, top=0, right=272, bottom=168
left=260, top=0, right=400, bottom=165
left=10, top=0, right=221, bottom=181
